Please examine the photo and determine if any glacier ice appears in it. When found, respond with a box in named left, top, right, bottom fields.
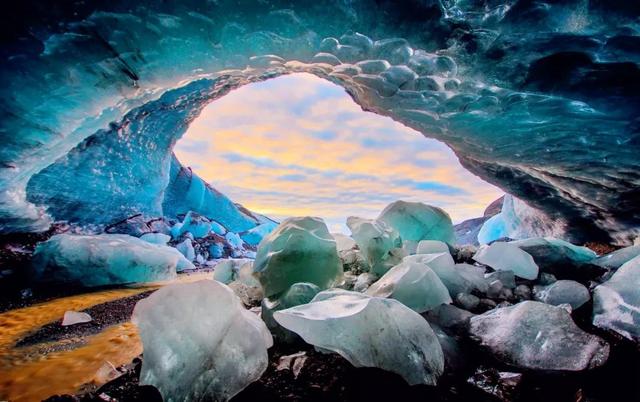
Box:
left=533, top=280, right=590, bottom=310
left=175, top=211, right=213, bottom=239
left=31, top=234, right=185, bottom=286
left=332, top=233, right=356, bottom=252
left=473, top=242, right=539, bottom=280
left=274, top=289, right=444, bottom=385
left=378, top=201, right=455, bottom=245
left=365, top=260, right=452, bottom=313
left=240, top=221, right=278, bottom=246
left=470, top=301, right=609, bottom=371
left=213, top=259, right=253, bottom=285
left=593, top=245, right=640, bottom=270
left=253, top=217, right=342, bottom=297
left=510, top=237, right=601, bottom=280
left=132, top=280, right=272, bottom=402
left=416, top=240, right=449, bottom=255
left=176, top=238, right=196, bottom=263
left=261, top=282, right=321, bottom=343
left=593, top=255, right=640, bottom=343
left=140, top=233, right=171, bottom=246
left=346, top=216, right=402, bottom=275
left=406, top=253, right=485, bottom=296
left=1, top=0, right=639, bottom=247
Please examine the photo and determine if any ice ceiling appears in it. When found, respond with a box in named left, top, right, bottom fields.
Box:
left=1, top=0, right=639, bottom=244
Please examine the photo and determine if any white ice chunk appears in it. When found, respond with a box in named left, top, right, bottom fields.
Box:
left=62, top=310, right=92, bottom=326
left=274, top=289, right=444, bottom=385
left=132, top=280, right=272, bottom=402
left=416, top=240, right=449, bottom=255
left=473, top=242, right=539, bottom=280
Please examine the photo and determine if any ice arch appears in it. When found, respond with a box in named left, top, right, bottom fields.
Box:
left=1, top=0, right=639, bottom=243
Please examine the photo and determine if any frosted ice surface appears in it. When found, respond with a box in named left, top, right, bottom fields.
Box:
left=473, top=242, right=539, bottom=280
left=32, top=234, right=181, bottom=286
left=593, top=255, right=640, bottom=342
left=274, top=289, right=444, bottom=385
left=132, top=280, right=272, bottom=402
left=416, top=240, right=449, bottom=255
left=140, top=233, right=171, bottom=245
left=470, top=301, right=609, bottom=371
left=378, top=201, right=455, bottom=245
left=253, top=217, right=342, bottom=297
left=346, top=216, right=401, bottom=275
left=366, top=260, right=451, bottom=312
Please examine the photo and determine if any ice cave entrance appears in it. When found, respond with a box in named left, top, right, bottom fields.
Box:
left=175, top=73, right=503, bottom=233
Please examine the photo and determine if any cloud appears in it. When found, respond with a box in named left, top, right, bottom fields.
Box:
left=174, top=73, right=503, bottom=233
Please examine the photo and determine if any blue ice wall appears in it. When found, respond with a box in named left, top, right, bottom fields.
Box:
left=1, top=0, right=639, bottom=243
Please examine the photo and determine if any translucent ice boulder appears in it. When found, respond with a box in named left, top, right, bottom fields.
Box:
left=261, top=282, right=321, bottom=343
left=473, top=242, right=539, bottom=280
left=140, top=232, right=171, bottom=245
left=176, top=238, right=196, bottom=262
left=593, top=255, right=640, bottom=342
left=470, top=301, right=609, bottom=371
left=346, top=216, right=402, bottom=275
left=416, top=240, right=449, bottom=255
left=213, top=258, right=253, bottom=284
left=366, top=260, right=451, bottom=312
left=533, top=280, right=590, bottom=309
left=253, top=217, right=342, bottom=297
left=406, top=253, right=485, bottom=296
left=274, top=289, right=444, bottom=385
left=592, top=245, right=640, bottom=270
left=132, top=280, right=272, bottom=402
left=378, top=201, right=455, bottom=245
left=31, top=234, right=190, bottom=286
left=510, top=237, right=601, bottom=280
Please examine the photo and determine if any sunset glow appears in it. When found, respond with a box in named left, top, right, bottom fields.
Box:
left=175, top=73, right=503, bottom=232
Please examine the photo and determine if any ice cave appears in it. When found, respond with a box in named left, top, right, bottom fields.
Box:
left=0, top=1, right=639, bottom=401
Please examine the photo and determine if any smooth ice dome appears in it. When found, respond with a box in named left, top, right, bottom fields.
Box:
left=534, top=280, right=590, bottom=310
left=31, top=234, right=189, bottom=286
left=378, top=201, right=455, bottom=245
left=470, top=301, right=609, bottom=371
left=253, top=217, right=342, bottom=297
left=473, top=242, right=539, bottom=280
left=274, top=289, right=444, bottom=385
left=366, top=260, right=451, bottom=313
left=346, top=216, right=401, bottom=275
left=406, top=253, right=486, bottom=296
left=593, top=255, right=640, bottom=343
left=132, top=280, right=272, bottom=402
left=416, top=240, right=449, bottom=255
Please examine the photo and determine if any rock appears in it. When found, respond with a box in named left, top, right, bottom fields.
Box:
left=592, top=245, right=640, bottom=270
left=353, top=272, right=378, bottom=292
left=511, top=237, right=604, bottom=280
left=467, top=367, right=523, bottom=402
left=31, top=234, right=188, bottom=287
left=537, top=272, right=557, bottom=285
left=213, top=258, right=253, bottom=284
left=474, top=242, right=539, bottom=280
left=261, top=282, right=321, bottom=344
left=485, top=270, right=516, bottom=288
left=470, top=301, right=609, bottom=371
left=339, top=248, right=369, bottom=274
left=416, top=240, right=449, bottom=255
left=346, top=216, right=402, bottom=275
left=228, top=280, right=264, bottom=307
left=132, top=280, right=272, bottom=402
left=514, top=284, right=532, bottom=301
left=424, top=303, right=475, bottom=335
left=253, top=217, right=342, bottom=297
left=312, top=52, right=341, bottom=65
left=274, top=289, right=444, bottom=386
left=533, top=280, right=590, bottom=309
left=355, top=59, right=390, bottom=74
left=378, top=201, right=455, bottom=245
left=104, top=214, right=152, bottom=236
left=593, top=255, right=640, bottom=342
left=61, top=311, right=92, bottom=326
left=455, top=293, right=480, bottom=311
left=366, top=260, right=451, bottom=313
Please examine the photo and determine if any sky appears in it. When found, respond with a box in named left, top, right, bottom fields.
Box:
left=175, top=73, right=503, bottom=233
